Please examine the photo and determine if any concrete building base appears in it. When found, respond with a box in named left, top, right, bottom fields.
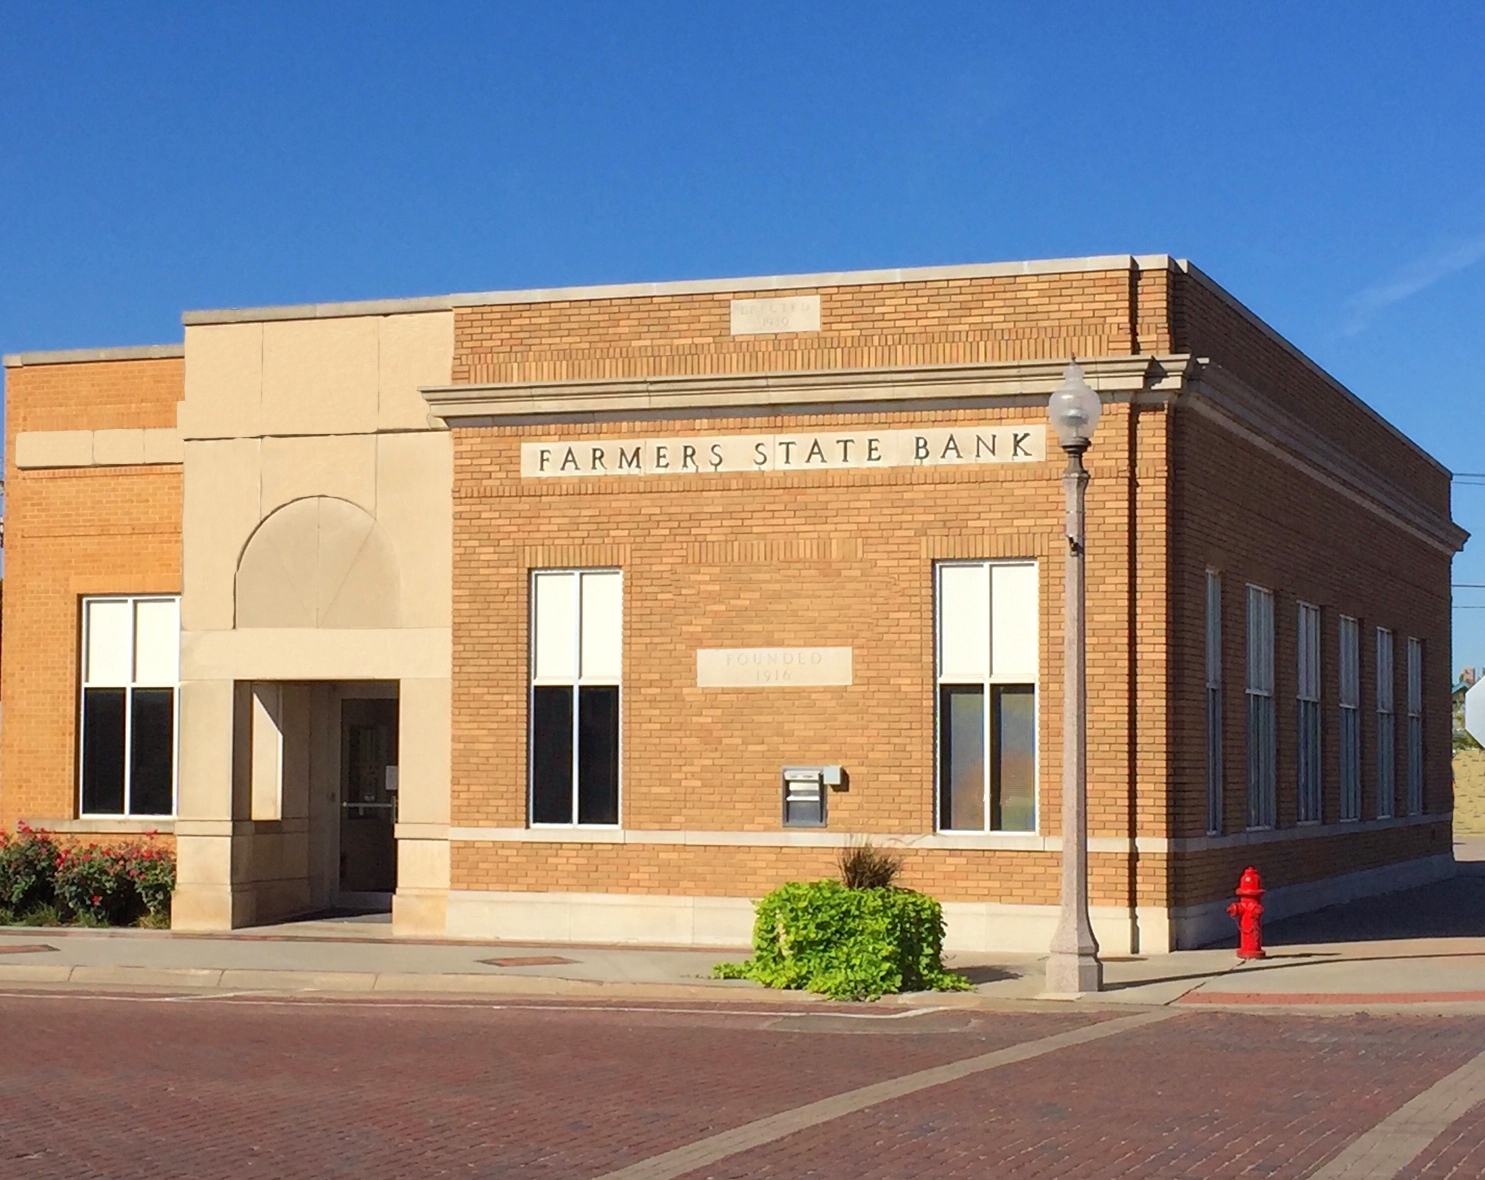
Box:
left=442, top=890, right=1164, bottom=954
left=393, top=889, right=449, bottom=935
left=438, top=857, right=1458, bottom=953
left=1169, top=852, right=1457, bottom=949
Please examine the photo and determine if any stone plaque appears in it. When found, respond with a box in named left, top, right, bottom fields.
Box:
left=697, top=647, right=853, bottom=687
left=729, top=295, right=821, bottom=335
left=521, top=424, right=1045, bottom=477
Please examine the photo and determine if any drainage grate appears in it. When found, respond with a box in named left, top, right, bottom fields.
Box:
left=478, top=955, right=578, bottom=968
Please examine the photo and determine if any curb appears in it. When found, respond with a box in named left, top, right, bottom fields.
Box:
left=0, top=962, right=829, bottom=1003
left=0, top=963, right=1115, bottom=1009
left=1179, top=989, right=1485, bottom=1007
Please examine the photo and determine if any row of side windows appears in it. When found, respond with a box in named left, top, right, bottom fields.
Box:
left=1205, top=572, right=1423, bottom=835
left=528, top=563, right=1040, bottom=831
left=75, top=565, right=1043, bottom=831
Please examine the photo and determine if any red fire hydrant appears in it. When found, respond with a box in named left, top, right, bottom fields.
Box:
left=1227, top=866, right=1266, bottom=960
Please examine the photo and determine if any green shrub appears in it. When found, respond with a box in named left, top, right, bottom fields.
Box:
left=124, top=844, right=176, bottom=921
left=54, top=843, right=136, bottom=925
left=53, top=840, right=175, bottom=925
left=714, top=879, right=971, bottom=1000
left=0, top=824, right=62, bottom=915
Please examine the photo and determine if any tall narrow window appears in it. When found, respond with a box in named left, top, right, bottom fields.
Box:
left=1338, top=616, right=1361, bottom=821
left=1205, top=571, right=1223, bottom=835
left=1296, top=602, right=1322, bottom=823
left=1246, top=585, right=1276, bottom=829
left=79, top=596, right=180, bottom=817
left=530, top=570, right=621, bottom=826
left=937, top=561, right=1038, bottom=832
left=1407, top=637, right=1424, bottom=816
left=1376, top=628, right=1395, bottom=820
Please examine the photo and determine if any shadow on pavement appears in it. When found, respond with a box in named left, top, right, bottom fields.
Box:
left=1098, top=949, right=1485, bottom=993
left=953, top=965, right=1023, bottom=985
left=1203, top=857, right=1485, bottom=949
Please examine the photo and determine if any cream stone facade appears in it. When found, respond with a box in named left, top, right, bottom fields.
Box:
left=0, top=255, right=1466, bottom=953
left=170, top=310, right=454, bottom=930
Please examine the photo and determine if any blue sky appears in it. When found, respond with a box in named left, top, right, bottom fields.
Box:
left=3, top=2, right=1484, bottom=663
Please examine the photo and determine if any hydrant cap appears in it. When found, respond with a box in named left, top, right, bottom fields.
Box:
left=1237, top=866, right=1264, bottom=897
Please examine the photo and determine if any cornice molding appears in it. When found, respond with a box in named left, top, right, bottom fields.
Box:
left=3, top=343, right=182, bottom=368
left=1176, top=260, right=1451, bottom=479
left=1186, top=362, right=1466, bottom=555
left=421, top=354, right=1192, bottom=425
left=421, top=349, right=1464, bottom=554
left=182, top=254, right=1159, bottom=326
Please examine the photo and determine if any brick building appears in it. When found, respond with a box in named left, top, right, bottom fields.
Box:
left=0, top=255, right=1465, bottom=952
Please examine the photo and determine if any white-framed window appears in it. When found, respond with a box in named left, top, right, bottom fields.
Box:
left=936, top=561, right=1038, bottom=832
left=1296, top=602, right=1322, bottom=823
left=530, top=570, right=622, bottom=826
left=1339, top=615, right=1361, bottom=821
left=1407, top=637, right=1423, bottom=816
left=1376, top=627, right=1395, bottom=819
left=1205, top=570, right=1223, bottom=836
left=79, top=596, right=180, bottom=817
left=1246, top=585, right=1276, bottom=830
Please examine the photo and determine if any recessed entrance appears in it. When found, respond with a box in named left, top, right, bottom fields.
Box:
left=339, top=697, right=399, bottom=899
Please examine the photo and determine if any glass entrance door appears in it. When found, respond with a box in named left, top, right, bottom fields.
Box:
left=339, top=697, right=398, bottom=895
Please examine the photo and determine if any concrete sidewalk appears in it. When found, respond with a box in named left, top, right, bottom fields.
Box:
left=3, top=845, right=1483, bottom=1010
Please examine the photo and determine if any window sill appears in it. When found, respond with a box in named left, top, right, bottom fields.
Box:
left=21, top=817, right=175, bottom=835
left=526, top=824, right=625, bottom=841
left=447, top=827, right=1070, bottom=852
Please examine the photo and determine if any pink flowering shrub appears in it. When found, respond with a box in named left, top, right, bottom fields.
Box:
left=126, top=844, right=176, bottom=920
left=2, top=826, right=175, bottom=925
left=0, top=823, right=62, bottom=914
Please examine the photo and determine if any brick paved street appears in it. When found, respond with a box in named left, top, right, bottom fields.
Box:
left=1, top=992, right=1483, bottom=1179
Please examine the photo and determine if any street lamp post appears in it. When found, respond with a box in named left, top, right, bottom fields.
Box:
left=1045, top=360, right=1103, bottom=996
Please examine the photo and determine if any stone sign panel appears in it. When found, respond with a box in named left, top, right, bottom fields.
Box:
left=521, top=424, right=1044, bottom=478
left=729, top=295, right=821, bottom=335
left=696, top=647, right=853, bottom=687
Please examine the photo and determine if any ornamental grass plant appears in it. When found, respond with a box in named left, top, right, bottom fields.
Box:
left=837, top=840, right=902, bottom=890
left=715, top=841, right=970, bottom=1001
left=0, top=826, right=175, bottom=927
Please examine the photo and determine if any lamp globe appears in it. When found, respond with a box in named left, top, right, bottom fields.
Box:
left=1048, top=361, right=1102, bottom=450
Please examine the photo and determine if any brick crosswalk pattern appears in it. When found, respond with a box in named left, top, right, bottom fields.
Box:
left=2, top=996, right=1485, bottom=1178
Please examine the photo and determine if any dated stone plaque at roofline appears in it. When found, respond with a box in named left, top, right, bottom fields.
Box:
left=730, top=295, right=821, bottom=335
left=697, top=647, right=853, bottom=688
left=521, top=425, right=1045, bottom=478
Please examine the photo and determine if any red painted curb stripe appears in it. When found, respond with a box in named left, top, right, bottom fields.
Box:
left=1180, top=991, right=1485, bottom=1005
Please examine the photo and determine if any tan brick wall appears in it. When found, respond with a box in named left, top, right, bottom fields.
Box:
left=445, top=262, right=1456, bottom=917
left=1, top=359, right=182, bottom=838
left=1, top=259, right=1456, bottom=926
left=454, top=270, right=1141, bottom=385
left=6, top=356, right=182, bottom=434
left=1174, top=820, right=1451, bottom=908
left=448, top=400, right=1171, bottom=908
left=1173, top=269, right=1450, bottom=513
left=452, top=841, right=1168, bottom=909
left=1167, top=402, right=1453, bottom=906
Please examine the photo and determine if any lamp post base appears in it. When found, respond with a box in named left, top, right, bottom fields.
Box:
left=1044, top=948, right=1103, bottom=997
